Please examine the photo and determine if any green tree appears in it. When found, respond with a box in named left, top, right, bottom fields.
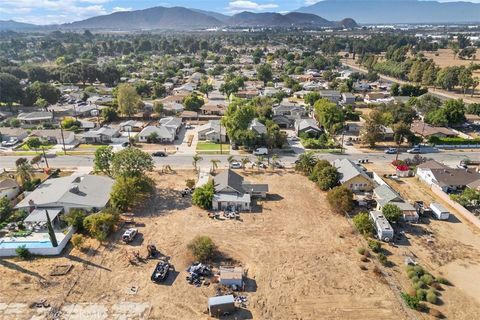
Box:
left=94, top=146, right=114, bottom=176
left=382, top=204, right=402, bottom=223
left=183, top=92, right=204, bottom=111
left=0, top=73, right=23, bottom=104
left=393, top=122, right=413, bottom=145
left=390, top=82, right=400, bottom=96
left=0, top=197, right=13, bottom=222
left=101, top=107, right=118, bottom=122
left=117, top=84, right=141, bottom=117
left=199, top=81, right=214, bottom=98
left=361, top=110, right=383, bottom=148
left=192, top=180, right=215, bottom=210
left=327, top=186, right=354, bottom=214
left=83, top=209, right=120, bottom=241
left=110, top=176, right=153, bottom=211
left=304, top=92, right=321, bottom=106
left=71, top=234, right=85, bottom=249
left=256, top=63, right=273, bottom=85
left=241, top=157, right=250, bottom=170
left=353, top=211, right=374, bottom=236
left=295, top=152, right=317, bottom=175
left=111, top=148, right=154, bottom=178
left=26, top=137, right=42, bottom=151
left=153, top=101, right=164, bottom=116
left=210, top=159, right=220, bottom=173
left=63, top=209, right=87, bottom=231
left=187, top=235, right=216, bottom=262
left=314, top=99, right=344, bottom=135
left=316, top=166, right=339, bottom=191
left=15, top=158, right=33, bottom=186
left=46, top=210, right=58, bottom=247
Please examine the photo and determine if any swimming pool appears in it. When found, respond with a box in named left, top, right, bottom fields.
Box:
left=0, top=240, right=53, bottom=249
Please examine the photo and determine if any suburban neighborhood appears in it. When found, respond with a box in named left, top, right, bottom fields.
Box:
left=1, top=1, right=480, bottom=319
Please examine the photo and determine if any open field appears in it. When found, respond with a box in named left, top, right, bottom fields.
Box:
left=0, top=170, right=407, bottom=319
left=365, top=162, right=480, bottom=319
left=421, top=49, right=480, bottom=71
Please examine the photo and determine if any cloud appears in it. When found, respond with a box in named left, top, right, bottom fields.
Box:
left=304, top=0, right=320, bottom=5
left=112, top=6, right=133, bottom=12
left=227, top=1, right=279, bottom=13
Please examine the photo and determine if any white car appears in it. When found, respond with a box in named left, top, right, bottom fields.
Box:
left=253, top=147, right=268, bottom=155
left=122, top=228, right=138, bottom=243
left=2, top=138, right=18, bottom=147
left=230, top=161, right=242, bottom=169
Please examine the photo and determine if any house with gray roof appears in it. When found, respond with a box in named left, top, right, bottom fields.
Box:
left=159, top=117, right=182, bottom=136
left=373, top=184, right=416, bottom=216
left=212, top=170, right=268, bottom=211
left=0, top=128, right=28, bottom=142
left=332, top=159, right=374, bottom=192
left=417, top=161, right=480, bottom=192
left=17, top=111, right=53, bottom=124
left=138, top=126, right=175, bottom=143
left=198, top=120, right=227, bottom=143
left=82, top=126, right=120, bottom=143
left=295, top=118, right=323, bottom=138
left=16, top=174, right=114, bottom=213
left=249, top=119, right=267, bottom=135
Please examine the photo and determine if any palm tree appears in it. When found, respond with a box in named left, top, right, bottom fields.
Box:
left=255, top=156, right=264, bottom=171
left=241, top=157, right=250, bottom=170
left=192, top=154, right=203, bottom=171
left=227, top=155, right=236, bottom=165
left=295, top=152, right=317, bottom=175
left=15, top=158, right=33, bottom=186
left=210, top=159, right=220, bottom=174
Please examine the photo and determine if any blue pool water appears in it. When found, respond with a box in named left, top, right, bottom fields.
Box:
left=0, top=240, right=53, bottom=249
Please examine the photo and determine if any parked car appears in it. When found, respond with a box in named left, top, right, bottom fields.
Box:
left=407, top=147, right=421, bottom=154
left=152, top=151, right=167, bottom=157
left=185, top=124, right=193, bottom=129
left=121, top=142, right=130, bottom=148
left=151, top=261, right=171, bottom=283
left=2, top=138, right=19, bottom=147
left=252, top=162, right=267, bottom=169
left=231, top=143, right=239, bottom=150
left=229, top=161, right=242, bottom=169
left=273, top=161, right=285, bottom=169
left=253, top=147, right=268, bottom=155
left=344, top=141, right=353, bottom=146
left=385, top=148, right=397, bottom=154
left=122, top=228, right=138, bottom=243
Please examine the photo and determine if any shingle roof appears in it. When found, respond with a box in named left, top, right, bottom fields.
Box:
left=214, top=170, right=245, bottom=194
left=332, top=159, right=371, bottom=184
left=429, top=168, right=480, bottom=188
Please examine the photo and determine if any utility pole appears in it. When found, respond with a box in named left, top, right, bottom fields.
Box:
left=42, top=147, right=49, bottom=168
left=60, top=123, right=67, bottom=155
left=341, top=131, right=345, bottom=154
left=219, top=119, right=223, bottom=155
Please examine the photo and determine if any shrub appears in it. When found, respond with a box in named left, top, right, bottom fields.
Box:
left=326, top=186, right=354, bottom=214
left=377, top=253, right=388, bottom=266
left=431, top=282, right=443, bottom=290
left=185, top=179, right=195, bottom=189
left=426, top=290, right=437, bottom=304
left=413, top=281, right=426, bottom=290
left=400, top=292, right=420, bottom=310
left=382, top=203, right=402, bottom=223
left=368, top=239, right=382, bottom=253
left=83, top=209, right=119, bottom=241
left=410, top=275, right=420, bottom=283
left=357, top=247, right=366, bottom=255
left=15, top=245, right=32, bottom=260
left=421, top=274, right=434, bottom=285
left=187, top=235, right=216, bottom=262
left=413, top=265, right=425, bottom=276
left=435, top=277, right=450, bottom=285
left=71, top=234, right=85, bottom=249
left=63, top=209, right=87, bottom=231
left=353, top=212, right=374, bottom=236
left=192, top=181, right=215, bottom=210
left=359, top=265, right=368, bottom=270
left=416, top=289, right=427, bottom=301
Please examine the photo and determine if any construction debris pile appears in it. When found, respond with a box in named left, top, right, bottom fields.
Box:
left=186, top=262, right=212, bottom=287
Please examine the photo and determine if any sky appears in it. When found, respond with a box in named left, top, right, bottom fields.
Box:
left=0, top=0, right=479, bottom=25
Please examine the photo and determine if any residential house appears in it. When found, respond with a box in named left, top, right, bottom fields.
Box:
left=295, top=118, right=323, bottom=138
left=212, top=170, right=268, bottom=211
left=273, top=101, right=307, bottom=120
left=0, top=128, right=28, bottom=142
left=249, top=119, right=267, bottom=135
left=16, top=174, right=115, bottom=213
left=373, top=184, right=417, bottom=218
left=0, top=178, right=20, bottom=200
left=159, top=117, right=182, bottom=137
left=332, top=159, right=374, bottom=192
left=411, top=121, right=457, bottom=139
left=119, top=120, right=144, bottom=133
left=200, top=102, right=227, bottom=116
left=163, top=102, right=184, bottom=115
left=236, top=90, right=259, bottom=99
left=364, top=92, right=393, bottom=104
left=30, top=129, right=75, bottom=145
left=197, top=120, right=227, bottom=143
left=17, top=111, right=53, bottom=124
left=341, top=92, right=356, bottom=104
left=137, top=126, right=175, bottom=143
left=82, top=126, right=120, bottom=143
left=319, top=90, right=341, bottom=104
left=416, top=160, right=480, bottom=192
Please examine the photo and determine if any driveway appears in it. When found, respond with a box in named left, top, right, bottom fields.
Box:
left=284, top=129, right=305, bottom=154
left=175, top=125, right=198, bottom=155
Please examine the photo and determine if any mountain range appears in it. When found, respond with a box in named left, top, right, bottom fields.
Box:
left=296, top=0, right=480, bottom=24
left=0, top=0, right=479, bottom=32
left=0, top=6, right=355, bottom=31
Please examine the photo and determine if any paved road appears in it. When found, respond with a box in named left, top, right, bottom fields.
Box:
left=0, top=150, right=476, bottom=171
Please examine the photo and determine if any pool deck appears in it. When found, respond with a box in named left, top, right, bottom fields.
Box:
left=0, top=229, right=72, bottom=255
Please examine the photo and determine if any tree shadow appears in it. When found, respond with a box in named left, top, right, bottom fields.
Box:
left=243, top=276, right=257, bottom=293
left=0, top=258, right=46, bottom=280
left=65, top=254, right=111, bottom=271
left=266, top=194, right=283, bottom=201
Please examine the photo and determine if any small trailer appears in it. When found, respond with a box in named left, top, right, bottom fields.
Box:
left=208, top=295, right=235, bottom=317
left=430, top=202, right=450, bottom=220
left=369, top=211, right=394, bottom=242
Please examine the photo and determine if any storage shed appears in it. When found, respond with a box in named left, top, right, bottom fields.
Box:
left=430, top=202, right=450, bottom=220
left=219, top=266, right=244, bottom=288
left=208, top=295, right=235, bottom=317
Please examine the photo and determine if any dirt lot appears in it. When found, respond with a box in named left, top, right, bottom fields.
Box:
left=365, top=163, right=480, bottom=319
left=0, top=170, right=407, bottom=320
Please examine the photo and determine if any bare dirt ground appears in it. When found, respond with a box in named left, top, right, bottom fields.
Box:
left=0, top=170, right=407, bottom=320
left=365, top=163, right=480, bottom=319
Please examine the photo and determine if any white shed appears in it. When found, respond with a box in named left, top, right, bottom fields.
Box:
left=430, top=202, right=450, bottom=220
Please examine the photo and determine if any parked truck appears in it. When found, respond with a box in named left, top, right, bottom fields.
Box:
left=430, top=202, right=450, bottom=220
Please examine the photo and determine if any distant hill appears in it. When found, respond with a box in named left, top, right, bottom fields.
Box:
left=0, top=20, right=37, bottom=31
left=226, top=11, right=353, bottom=28
left=296, top=0, right=480, bottom=24
left=61, top=6, right=222, bottom=30
left=191, top=9, right=230, bottom=22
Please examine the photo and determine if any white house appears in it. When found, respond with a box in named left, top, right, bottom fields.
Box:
left=137, top=126, right=175, bottom=143
left=197, top=120, right=227, bottom=143
left=0, top=178, right=20, bottom=200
